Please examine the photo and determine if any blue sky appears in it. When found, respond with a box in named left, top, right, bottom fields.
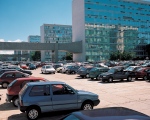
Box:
left=0, top=0, right=72, bottom=43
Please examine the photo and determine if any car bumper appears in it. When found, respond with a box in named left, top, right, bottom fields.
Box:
left=93, top=99, right=100, bottom=106
left=6, top=94, right=14, bottom=102
left=17, top=102, right=27, bottom=112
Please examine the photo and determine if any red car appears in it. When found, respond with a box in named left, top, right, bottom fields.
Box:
left=135, top=67, right=150, bottom=80
left=20, top=64, right=28, bottom=69
left=0, top=71, right=31, bottom=88
left=6, top=77, right=47, bottom=107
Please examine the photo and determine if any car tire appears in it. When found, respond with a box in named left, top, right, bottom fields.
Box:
left=81, top=101, right=93, bottom=110
left=13, top=97, right=19, bottom=107
left=27, top=107, right=41, bottom=120
left=86, top=74, right=89, bottom=78
left=91, top=78, right=94, bottom=80
left=2, top=82, right=9, bottom=89
left=143, top=76, right=147, bottom=80
left=127, top=76, right=132, bottom=81
left=108, top=77, right=113, bottom=83
left=72, top=71, right=75, bottom=74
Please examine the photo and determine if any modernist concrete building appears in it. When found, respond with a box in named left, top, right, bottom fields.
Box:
left=28, top=35, right=41, bottom=60
left=72, top=0, right=150, bottom=62
left=40, top=24, right=72, bottom=62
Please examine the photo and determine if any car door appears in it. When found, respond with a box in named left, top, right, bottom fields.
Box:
left=114, top=70, right=125, bottom=79
left=51, top=84, right=78, bottom=110
left=1, top=73, right=16, bottom=83
left=29, top=85, right=53, bottom=112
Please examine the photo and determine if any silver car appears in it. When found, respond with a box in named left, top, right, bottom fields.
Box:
left=41, top=65, right=55, bottom=74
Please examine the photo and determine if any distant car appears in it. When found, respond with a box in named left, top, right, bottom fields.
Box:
left=41, top=65, right=55, bottom=74
left=0, top=71, right=30, bottom=88
left=61, top=107, right=150, bottom=120
left=53, top=64, right=63, bottom=70
left=0, top=69, right=17, bottom=75
left=89, top=67, right=109, bottom=80
left=18, top=81, right=100, bottom=120
left=20, top=64, right=28, bottom=70
left=6, top=77, right=47, bottom=107
left=134, top=67, right=150, bottom=80
left=77, top=66, right=93, bottom=78
left=56, top=66, right=63, bottom=73
left=66, top=65, right=80, bottom=74
left=99, top=66, right=133, bottom=82
left=28, top=63, right=36, bottom=70
left=8, top=65, right=32, bottom=75
left=61, top=65, right=73, bottom=73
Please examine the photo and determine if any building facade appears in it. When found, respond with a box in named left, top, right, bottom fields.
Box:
left=28, top=35, right=41, bottom=61
left=40, top=24, right=72, bottom=62
left=72, top=0, right=150, bottom=62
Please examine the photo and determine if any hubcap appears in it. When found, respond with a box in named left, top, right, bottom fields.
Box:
left=83, top=104, right=92, bottom=110
left=109, top=78, right=112, bottom=82
left=86, top=74, right=89, bottom=78
left=2, top=83, right=8, bottom=88
left=28, top=109, right=38, bottom=119
left=14, top=98, right=19, bottom=107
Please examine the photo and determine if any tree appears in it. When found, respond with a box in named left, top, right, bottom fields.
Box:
left=145, top=44, right=150, bottom=58
left=62, top=52, right=72, bottom=60
left=110, top=51, right=134, bottom=60
left=32, top=51, right=41, bottom=61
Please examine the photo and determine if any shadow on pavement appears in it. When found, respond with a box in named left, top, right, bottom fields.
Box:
left=8, top=110, right=76, bottom=120
left=0, top=102, right=18, bottom=111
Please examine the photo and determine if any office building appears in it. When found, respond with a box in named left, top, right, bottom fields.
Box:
left=40, top=24, right=72, bottom=62
left=72, top=0, right=150, bottom=62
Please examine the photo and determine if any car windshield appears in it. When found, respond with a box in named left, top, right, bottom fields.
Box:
left=108, top=68, right=117, bottom=73
left=46, top=66, right=52, bottom=69
left=124, top=66, right=134, bottom=71
left=90, top=67, right=97, bottom=71
left=79, top=67, right=86, bottom=71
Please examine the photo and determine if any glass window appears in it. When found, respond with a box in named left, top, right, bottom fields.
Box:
left=29, top=85, right=49, bottom=96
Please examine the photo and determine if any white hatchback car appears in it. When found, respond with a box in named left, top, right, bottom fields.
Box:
left=41, top=65, right=55, bottom=74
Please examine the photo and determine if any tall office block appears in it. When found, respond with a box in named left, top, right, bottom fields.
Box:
left=72, top=0, right=150, bottom=62
left=40, top=24, right=72, bottom=62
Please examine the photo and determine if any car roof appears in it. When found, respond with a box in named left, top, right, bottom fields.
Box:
left=26, top=81, right=65, bottom=86
left=16, top=77, right=45, bottom=81
left=70, top=107, right=150, bottom=120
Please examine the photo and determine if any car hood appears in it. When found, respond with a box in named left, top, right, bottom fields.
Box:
left=77, top=90, right=98, bottom=96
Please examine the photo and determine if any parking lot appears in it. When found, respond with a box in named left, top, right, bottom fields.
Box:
left=0, top=67, right=150, bottom=120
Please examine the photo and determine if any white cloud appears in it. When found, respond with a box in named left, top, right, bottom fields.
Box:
left=0, top=39, right=24, bottom=54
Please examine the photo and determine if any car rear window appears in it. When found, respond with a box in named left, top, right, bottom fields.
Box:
left=8, top=80, right=17, bottom=88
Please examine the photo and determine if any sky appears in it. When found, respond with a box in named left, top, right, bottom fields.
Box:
left=0, top=0, right=72, bottom=42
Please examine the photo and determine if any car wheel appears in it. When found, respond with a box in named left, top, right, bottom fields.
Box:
left=2, top=82, right=9, bottom=88
left=72, top=71, right=75, bottom=74
left=91, top=78, right=94, bottom=80
left=127, top=76, right=132, bottom=81
left=59, top=69, right=62, bottom=73
left=143, top=76, right=147, bottom=80
left=66, top=70, right=69, bottom=74
left=86, top=74, right=89, bottom=78
left=81, top=102, right=93, bottom=110
left=27, top=107, right=40, bottom=120
left=13, top=97, right=19, bottom=107
left=108, top=77, right=113, bottom=83
left=53, top=72, right=55, bottom=74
